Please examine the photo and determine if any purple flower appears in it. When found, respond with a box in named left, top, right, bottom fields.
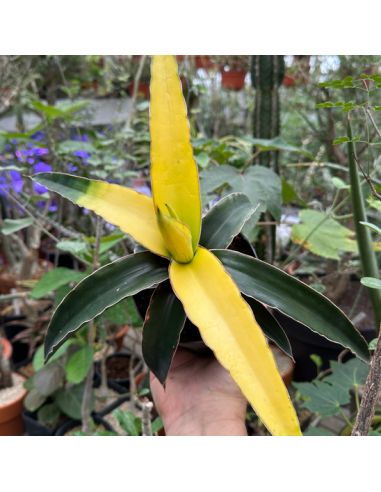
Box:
left=31, top=131, right=45, bottom=141
left=0, top=171, right=24, bottom=195
left=34, top=147, right=49, bottom=157
left=66, top=163, right=78, bottom=172
left=74, top=150, right=90, bottom=160
left=33, top=162, right=52, bottom=173
left=33, top=163, right=52, bottom=194
left=36, top=200, right=57, bottom=212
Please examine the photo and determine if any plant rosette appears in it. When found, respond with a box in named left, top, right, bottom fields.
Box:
left=32, top=56, right=369, bottom=436
left=0, top=373, right=27, bottom=436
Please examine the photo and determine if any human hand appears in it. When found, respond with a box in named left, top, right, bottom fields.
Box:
left=150, top=347, right=248, bottom=436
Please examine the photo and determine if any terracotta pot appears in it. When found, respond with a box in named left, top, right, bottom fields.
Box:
left=0, top=374, right=27, bottom=436
left=108, top=325, right=129, bottom=351
left=127, top=81, right=150, bottom=99
left=283, top=73, right=296, bottom=88
left=176, top=55, right=185, bottom=62
left=195, top=55, right=214, bottom=70
left=220, top=69, right=246, bottom=91
left=0, top=337, right=13, bottom=360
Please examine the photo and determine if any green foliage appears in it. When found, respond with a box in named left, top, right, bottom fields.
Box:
left=361, top=277, right=381, bottom=289
left=30, top=268, right=86, bottom=299
left=291, top=209, right=357, bottom=260
left=295, top=358, right=368, bottom=416
left=65, top=346, right=94, bottom=384
left=112, top=408, right=163, bottom=436
left=0, top=218, right=34, bottom=235
left=295, top=358, right=370, bottom=435
left=25, top=340, right=94, bottom=424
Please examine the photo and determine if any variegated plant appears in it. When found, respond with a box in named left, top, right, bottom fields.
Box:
left=33, top=56, right=369, bottom=436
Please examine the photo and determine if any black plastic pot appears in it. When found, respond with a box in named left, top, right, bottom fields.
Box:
left=2, top=317, right=30, bottom=367
left=274, top=310, right=376, bottom=381
left=22, top=411, right=56, bottom=436
left=95, top=352, right=131, bottom=395
left=96, top=395, right=130, bottom=418
left=55, top=415, right=115, bottom=436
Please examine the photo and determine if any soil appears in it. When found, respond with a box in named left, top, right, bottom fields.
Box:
left=106, top=355, right=131, bottom=381
left=0, top=373, right=25, bottom=406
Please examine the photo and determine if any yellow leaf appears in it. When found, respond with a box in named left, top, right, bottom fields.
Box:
left=76, top=179, right=169, bottom=257
left=169, top=247, right=302, bottom=436
left=156, top=207, right=194, bottom=263
left=150, top=55, right=201, bottom=251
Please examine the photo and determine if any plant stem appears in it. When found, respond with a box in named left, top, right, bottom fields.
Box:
left=81, top=217, right=102, bottom=433
left=347, top=116, right=381, bottom=326
left=352, top=329, right=381, bottom=436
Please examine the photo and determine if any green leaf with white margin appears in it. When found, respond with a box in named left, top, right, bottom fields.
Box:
left=143, top=282, right=186, bottom=385
left=30, top=267, right=86, bottom=299
left=1, top=218, right=34, bottom=235
left=200, top=193, right=256, bottom=249
left=65, top=346, right=94, bottom=384
left=244, top=295, right=293, bottom=358
left=361, top=277, right=381, bottom=289
left=44, top=251, right=169, bottom=361
left=291, top=209, right=357, bottom=260
left=213, top=249, right=369, bottom=362
left=32, top=340, right=77, bottom=371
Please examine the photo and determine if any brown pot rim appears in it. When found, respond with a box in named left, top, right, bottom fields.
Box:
left=0, top=374, right=27, bottom=415
left=0, top=337, right=13, bottom=360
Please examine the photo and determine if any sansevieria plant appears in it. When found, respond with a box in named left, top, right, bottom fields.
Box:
left=33, top=56, right=369, bottom=436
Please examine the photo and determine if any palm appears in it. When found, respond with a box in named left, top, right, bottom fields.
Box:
left=150, top=348, right=248, bottom=435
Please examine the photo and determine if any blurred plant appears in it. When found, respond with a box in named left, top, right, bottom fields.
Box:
left=294, top=357, right=375, bottom=436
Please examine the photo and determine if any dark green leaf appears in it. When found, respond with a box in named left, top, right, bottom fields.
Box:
left=65, top=346, right=94, bottom=384
left=213, top=249, right=369, bottom=361
left=244, top=296, right=293, bottom=358
left=200, top=193, right=255, bottom=249
left=44, top=252, right=169, bottom=361
left=142, top=282, right=186, bottom=385
left=0, top=218, right=34, bottom=235
left=30, top=267, right=86, bottom=299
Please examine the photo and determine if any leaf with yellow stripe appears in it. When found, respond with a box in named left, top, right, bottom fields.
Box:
left=150, top=55, right=201, bottom=251
left=32, top=173, right=168, bottom=258
left=169, top=247, right=302, bottom=436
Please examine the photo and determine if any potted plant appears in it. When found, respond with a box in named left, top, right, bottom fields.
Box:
left=32, top=56, right=369, bottom=436
left=219, top=56, right=249, bottom=91
left=0, top=337, right=27, bottom=435
left=194, top=55, right=214, bottom=70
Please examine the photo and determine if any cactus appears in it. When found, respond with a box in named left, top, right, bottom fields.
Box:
left=251, top=55, right=285, bottom=172
left=251, top=56, right=285, bottom=263
left=347, top=117, right=381, bottom=326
